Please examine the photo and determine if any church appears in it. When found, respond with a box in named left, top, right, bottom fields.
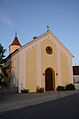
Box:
left=6, top=30, right=73, bottom=93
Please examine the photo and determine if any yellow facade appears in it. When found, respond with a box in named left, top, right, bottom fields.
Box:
left=26, top=47, right=37, bottom=92
left=41, top=38, right=58, bottom=90
left=24, top=38, right=59, bottom=92
left=9, top=31, right=73, bottom=93
left=60, top=51, right=70, bottom=85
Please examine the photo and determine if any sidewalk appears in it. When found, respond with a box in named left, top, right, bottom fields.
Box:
left=0, top=90, right=79, bottom=114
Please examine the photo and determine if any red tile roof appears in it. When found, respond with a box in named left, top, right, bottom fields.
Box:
left=10, top=36, right=21, bottom=46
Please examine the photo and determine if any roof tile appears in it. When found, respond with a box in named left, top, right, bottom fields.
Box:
left=10, top=36, right=21, bottom=46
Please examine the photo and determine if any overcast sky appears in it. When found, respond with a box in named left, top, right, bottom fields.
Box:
left=0, top=0, right=79, bottom=65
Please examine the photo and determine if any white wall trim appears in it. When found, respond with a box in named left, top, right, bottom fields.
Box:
left=18, top=52, right=21, bottom=93
left=57, top=47, right=62, bottom=85
left=37, top=42, right=42, bottom=88
left=68, top=57, right=73, bottom=83
left=18, top=51, right=27, bottom=93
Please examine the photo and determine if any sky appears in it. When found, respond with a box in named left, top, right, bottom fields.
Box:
left=0, top=0, right=79, bottom=65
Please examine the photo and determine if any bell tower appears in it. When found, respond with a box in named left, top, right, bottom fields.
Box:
left=9, top=33, right=21, bottom=54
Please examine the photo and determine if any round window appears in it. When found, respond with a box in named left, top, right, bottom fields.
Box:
left=46, top=46, right=53, bottom=54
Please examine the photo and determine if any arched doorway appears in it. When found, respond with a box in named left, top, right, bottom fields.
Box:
left=45, top=68, right=55, bottom=91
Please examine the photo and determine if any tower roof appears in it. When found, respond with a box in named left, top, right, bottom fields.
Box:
left=10, top=34, right=21, bottom=46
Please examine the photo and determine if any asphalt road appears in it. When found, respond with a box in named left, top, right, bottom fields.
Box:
left=0, top=93, right=79, bottom=119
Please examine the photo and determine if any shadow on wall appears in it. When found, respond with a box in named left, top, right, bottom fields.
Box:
left=10, top=71, right=18, bottom=93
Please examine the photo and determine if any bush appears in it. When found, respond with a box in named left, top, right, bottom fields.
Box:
left=36, top=86, right=44, bottom=93
left=56, top=86, right=65, bottom=91
left=65, top=84, right=75, bottom=90
left=21, top=89, right=29, bottom=93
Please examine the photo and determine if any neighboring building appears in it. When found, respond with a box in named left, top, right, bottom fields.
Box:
left=6, top=30, right=73, bottom=93
left=73, top=66, right=79, bottom=89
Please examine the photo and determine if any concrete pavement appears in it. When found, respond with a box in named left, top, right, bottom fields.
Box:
left=0, top=93, right=79, bottom=119
left=0, top=90, right=79, bottom=114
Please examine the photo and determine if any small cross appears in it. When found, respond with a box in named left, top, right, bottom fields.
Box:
left=15, top=32, right=17, bottom=37
left=46, top=25, right=50, bottom=31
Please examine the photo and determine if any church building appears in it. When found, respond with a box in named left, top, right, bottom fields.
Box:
left=7, top=30, right=73, bottom=93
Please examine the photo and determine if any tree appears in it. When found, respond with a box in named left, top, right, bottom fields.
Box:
left=0, top=43, right=10, bottom=87
left=0, top=44, right=6, bottom=62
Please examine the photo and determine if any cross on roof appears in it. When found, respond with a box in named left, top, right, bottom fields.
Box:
left=15, top=32, right=17, bottom=37
left=46, top=25, right=50, bottom=31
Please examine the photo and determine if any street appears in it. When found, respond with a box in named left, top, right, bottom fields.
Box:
left=0, top=93, right=79, bottom=119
